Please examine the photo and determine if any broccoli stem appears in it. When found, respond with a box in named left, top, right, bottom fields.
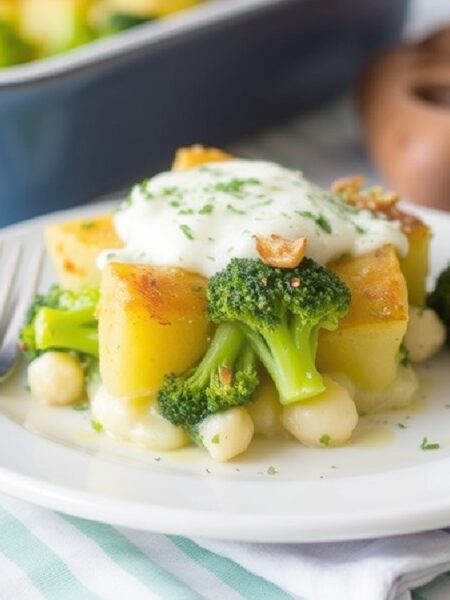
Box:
left=188, top=323, right=246, bottom=389
left=242, top=321, right=325, bottom=405
left=34, top=307, right=98, bottom=357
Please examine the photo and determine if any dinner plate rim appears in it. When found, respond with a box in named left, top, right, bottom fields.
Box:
left=0, top=200, right=449, bottom=543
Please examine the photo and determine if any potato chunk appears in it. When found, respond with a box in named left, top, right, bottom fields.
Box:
left=172, top=145, right=232, bottom=171
left=99, top=263, right=210, bottom=398
left=317, top=245, right=408, bottom=391
left=45, top=214, right=123, bottom=291
left=400, top=221, right=431, bottom=306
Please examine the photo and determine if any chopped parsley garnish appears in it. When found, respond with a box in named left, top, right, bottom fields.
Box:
left=80, top=221, right=95, bottom=230
left=319, top=434, right=331, bottom=446
left=211, top=434, right=220, bottom=444
left=73, top=400, right=89, bottom=412
left=208, top=177, right=260, bottom=198
left=179, top=224, right=194, bottom=240
left=295, top=210, right=332, bottom=233
left=397, top=423, right=407, bottom=429
left=91, top=419, right=103, bottom=433
left=169, top=199, right=181, bottom=208
left=267, top=465, right=278, bottom=475
left=399, top=343, right=410, bottom=368
left=315, top=215, right=332, bottom=233
left=162, top=186, right=179, bottom=196
left=227, top=204, right=246, bottom=215
left=420, top=437, right=440, bottom=450
left=199, top=203, right=214, bottom=214
left=178, top=208, right=194, bottom=215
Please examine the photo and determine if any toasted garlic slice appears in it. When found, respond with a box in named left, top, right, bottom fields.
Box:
left=255, top=234, right=307, bottom=269
left=330, top=174, right=365, bottom=195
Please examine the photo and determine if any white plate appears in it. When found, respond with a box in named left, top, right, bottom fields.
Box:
left=0, top=202, right=449, bottom=543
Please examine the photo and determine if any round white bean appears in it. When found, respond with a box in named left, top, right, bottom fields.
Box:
left=247, top=377, right=286, bottom=438
left=91, top=385, right=189, bottom=451
left=404, top=306, right=446, bottom=363
left=199, top=407, right=254, bottom=462
left=27, top=352, right=85, bottom=406
left=281, top=375, right=358, bottom=447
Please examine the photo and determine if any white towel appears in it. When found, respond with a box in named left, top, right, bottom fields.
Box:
left=197, top=533, right=450, bottom=600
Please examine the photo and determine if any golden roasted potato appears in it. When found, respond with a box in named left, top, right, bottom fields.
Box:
left=99, top=263, right=210, bottom=398
left=44, top=214, right=123, bottom=291
left=400, top=220, right=431, bottom=306
left=318, top=245, right=408, bottom=391
left=172, top=145, right=232, bottom=171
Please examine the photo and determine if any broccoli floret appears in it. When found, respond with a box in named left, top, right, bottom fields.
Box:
left=0, top=21, right=34, bottom=67
left=427, top=264, right=450, bottom=343
left=158, top=322, right=259, bottom=428
left=19, top=284, right=99, bottom=360
left=208, top=257, right=350, bottom=405
left=100, top=13, right=152, bottom=36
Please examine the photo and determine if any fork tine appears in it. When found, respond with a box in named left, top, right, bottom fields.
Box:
left=0, top=244, right=44, bottom=381
left=0, top=242, right=21, bottom=328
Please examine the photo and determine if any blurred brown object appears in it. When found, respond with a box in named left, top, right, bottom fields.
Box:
left=358, top=27, right=450, bottom=211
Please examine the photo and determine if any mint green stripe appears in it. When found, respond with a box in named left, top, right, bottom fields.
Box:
left=0, top=507, right=99, bottom=600
left=63, top=515, right=202, bottom=600
left=171, top=536, right=295, bottom=600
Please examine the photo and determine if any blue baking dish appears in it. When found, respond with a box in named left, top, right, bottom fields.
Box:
left=0, top=0, right=407, bottom=226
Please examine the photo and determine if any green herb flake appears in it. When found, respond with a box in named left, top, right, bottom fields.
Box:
left=295, top=210, right=332, bottom=233
left=399, top=343, right=410, bottom=368
left=199, top=203, right=214, bottom=215
left=169, top=200, right=181, bottom=208
left=73, top=401, right=89, bottom=412
left=211, top=434, right=220, bottom=444
left=208, top=177, right=260, bottom=198
left=178, top=208, right=194, bottom=215
left=162, top=186, right=179, bottom=196
left=319, top=434, right=331, bottom=446
left=420, top=437, right=440, bottom=450
left=227, top=204, right=246, bottom=215
left=179, top=224, right=194, bottom=240
left=91, top=419, right=103, bottom=433
left=267, top=465, right=278, bottom=475
left=80, top=221, right=95, bottom=231
left=315, top=215, right=332, bottom=233
left=397, top=423, right=407, bottom=429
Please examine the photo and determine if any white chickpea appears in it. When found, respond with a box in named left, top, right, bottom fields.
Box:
left=354, top=364, right=419, bottom=415
left=281, top=375, right=358, bottom=447
left=91, top=385, right=189, bottom=451
left=198, top=407, right=254, bottom=462
left=404, top=306, right=446, bottom=363
left=247, top=377, right=285, bottom=438
left=27, top=351, right=85, bottom=406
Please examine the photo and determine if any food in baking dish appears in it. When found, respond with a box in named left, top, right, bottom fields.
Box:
left=20, top=146, right=447, bottom=462
left=0, top=0, right=203, bottom=67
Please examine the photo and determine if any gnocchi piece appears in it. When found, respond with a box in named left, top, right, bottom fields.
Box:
left=281, top=376, right=358, bottom=447
left=354, top=364, right=419, bottom=415
left=403, top=306, right=446, bottom=363
left=198, top=407, right=254, bottom=462
left=247, top=376, right=286, bottom=438
left=27, top=351, right=84, bottom=406
left=91, top=385, right=189, bottom=451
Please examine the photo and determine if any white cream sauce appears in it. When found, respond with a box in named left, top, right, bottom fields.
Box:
left=99, top=159, right=408, bottom=277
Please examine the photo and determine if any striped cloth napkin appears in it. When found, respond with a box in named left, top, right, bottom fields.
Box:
left=1, top=492, right=450, bottom=600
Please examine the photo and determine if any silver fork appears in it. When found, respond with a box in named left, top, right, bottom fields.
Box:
left=0, top=241, right=44, bottom=382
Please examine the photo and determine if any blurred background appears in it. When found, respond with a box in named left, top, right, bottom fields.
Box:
left=0, top=0, right=449, bottom=226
